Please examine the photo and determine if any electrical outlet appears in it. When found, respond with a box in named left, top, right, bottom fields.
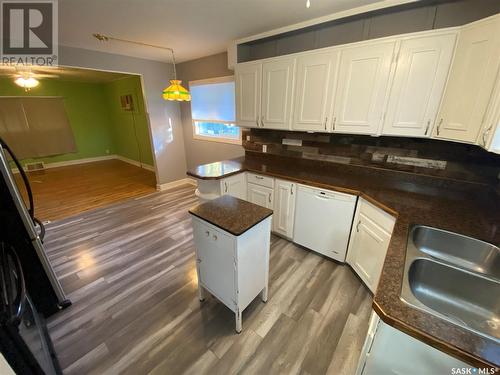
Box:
left=262, top=145, right=267, bottom=153
left=246, top=135, right=251, bottom=141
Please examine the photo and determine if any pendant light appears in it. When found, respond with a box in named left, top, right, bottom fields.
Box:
left=92, top=33, right=191, bottom=101
left=162, top=49, right=191, bottom=102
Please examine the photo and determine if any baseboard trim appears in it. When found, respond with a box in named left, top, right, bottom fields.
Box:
left=114, top=155, right=156, bottom=172
left=11, top=154, right=155, bottom=173
left=157, top=178, right=196, bottom=192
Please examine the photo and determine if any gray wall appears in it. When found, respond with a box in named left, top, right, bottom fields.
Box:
left=59, top=46, right=187, bottom=186
left=177, top=52, right=244, bottom=169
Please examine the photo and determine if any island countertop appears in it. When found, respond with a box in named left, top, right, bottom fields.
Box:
left=189, top=195, right=273, bottom=236
left=187, top=153, right=500, bottom=369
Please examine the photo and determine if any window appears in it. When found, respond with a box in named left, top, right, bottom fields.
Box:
left=190, top=76, right=240, bottom=144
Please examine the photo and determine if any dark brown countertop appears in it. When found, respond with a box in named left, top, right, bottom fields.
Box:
left=187, top=153, right=500, bottom=368
left=189, top=195, right=273, bottom=236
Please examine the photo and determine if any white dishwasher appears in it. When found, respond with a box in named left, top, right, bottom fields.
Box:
left=293, top=184, right=357, bottom=262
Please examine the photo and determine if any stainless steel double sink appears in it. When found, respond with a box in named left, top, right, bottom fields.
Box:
left=400, top=225, right=500, bottom=342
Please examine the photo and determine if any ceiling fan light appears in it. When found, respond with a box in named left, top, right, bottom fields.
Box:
left=162, top=80, right=191, bottom=101
left=15, top=76, right=40, bottom=89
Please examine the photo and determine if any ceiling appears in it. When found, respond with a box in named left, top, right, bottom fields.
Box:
left=59, top=0, right=388, bottom=63
left=0, top=65, right=132, bottom=83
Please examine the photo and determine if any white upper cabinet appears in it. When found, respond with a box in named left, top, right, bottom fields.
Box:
left=332, top=41, right=395, bottom=135
left=292, top=51, right=339, bottom=132
left=434, top=15, right=500, bottom=143
left=382, top=33, right=456, bottom=137
left=235, top=58, right=295, bottom=130
left=480, top=72, right=500, bottom=153
left=235, top=62, right=262, bottom=128
left=261, top=59, right=295, bottom=130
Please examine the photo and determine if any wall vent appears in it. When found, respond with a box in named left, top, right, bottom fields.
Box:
left=25, top=162, right=45, bottom=172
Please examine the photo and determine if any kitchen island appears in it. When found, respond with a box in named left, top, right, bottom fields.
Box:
left=187, top=152, right=500, bottom=370
left=189, top=195, right=273, bottom=333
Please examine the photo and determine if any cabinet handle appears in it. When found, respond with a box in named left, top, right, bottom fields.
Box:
left=324, top=117, right=328, bottom=131
left=290, top=185, right=293, bottom=195
left=213, top=235, right=218, bottom=241
left=425, top=120, right=430, bottom=136
left=437, top=118, right=443, bottom=136
left=255, top=175, right=264, bottom=180
left=332, top=117, right=336, bottom=131
left=261, top=116, right=265, bottom=128
left=256, top=117, right=259, bottom=127
left=205, top=231, right=210, bottom=236
left=356, top=220, right=361, bottom=233
left=268, top=192, right=272, bottom=203
left=224, top=182, right=228, bottom=193
left=482, top=124, right=493, bottom=146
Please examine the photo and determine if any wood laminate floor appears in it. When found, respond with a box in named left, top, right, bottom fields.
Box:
left=15, top=159, right=156, bottom=222
left=44, top=184, right=372, bottom=375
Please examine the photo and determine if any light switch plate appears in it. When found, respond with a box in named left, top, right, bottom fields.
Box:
left=262, top=145, right=267, bottom=153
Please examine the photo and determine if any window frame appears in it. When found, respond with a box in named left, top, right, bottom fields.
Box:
left=189, top=76, right=241, bottom=145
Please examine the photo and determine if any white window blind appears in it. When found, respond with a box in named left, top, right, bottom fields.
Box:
left=190, top=77, right=240, bottom=144
left=0, top=97, right=76, bottom=159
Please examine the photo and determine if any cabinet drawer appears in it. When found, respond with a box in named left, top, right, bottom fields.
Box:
left=247, top=173, right=274, bottom=188
left=358, top=199, right=395, bottom=234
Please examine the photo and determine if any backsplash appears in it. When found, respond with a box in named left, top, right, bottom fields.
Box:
left=242, top=129, right=500, bottom=185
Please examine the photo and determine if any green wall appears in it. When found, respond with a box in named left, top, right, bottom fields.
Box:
left=104, top=76, right=154, bottom=166
left=0, top=75, right=154, bottom=167
left=0, top=78, right=115, bottom=165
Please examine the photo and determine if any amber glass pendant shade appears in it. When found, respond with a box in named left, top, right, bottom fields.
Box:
left=162, top=80, right=191, bottom=101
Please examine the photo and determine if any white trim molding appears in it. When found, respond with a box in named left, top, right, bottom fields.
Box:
left=156, top=177, right=197, bottom=192
left=11, top=154, right=155, bottom=173
left=114, top=155, right=156, bottom=172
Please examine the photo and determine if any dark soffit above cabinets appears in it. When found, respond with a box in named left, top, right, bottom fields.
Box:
left=237, top=0, right=500, bottom=62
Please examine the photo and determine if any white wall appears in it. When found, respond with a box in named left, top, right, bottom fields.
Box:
left=59, top=46, right=187, bottom=185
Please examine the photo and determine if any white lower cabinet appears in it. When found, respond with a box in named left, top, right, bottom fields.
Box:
left=357, top=311, right=472, bottom=375
left=191, top=216, right=271, bottom=333
left=247, top=182, right=274, bottom=209
left=347, top=198, right=395, bottom=293
left=220, top=173, right=247, bottom=200
left=272, top=179, right=296, bottom=239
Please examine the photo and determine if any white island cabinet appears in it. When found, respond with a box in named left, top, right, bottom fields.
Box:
left=189, top=195, right=273, bottom=333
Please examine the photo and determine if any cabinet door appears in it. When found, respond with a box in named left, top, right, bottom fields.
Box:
left=273, top=180, right=296, bottom=238
left=434, top=16, right=500, bottom=143
left=382, top=34, right=456, bottom=137
left=332, top=41, right=395, bottom=135
left=292, top=51, right=339, bottom=132
left=247, top=183, right=273, bottom=209
left=347, top=212, right=391, bottom=293
left=221, top=173, right=246, bottom=200
left=235, top=62, right=262, bottom=128
left=261, top=58, right=295, bottom=130
left=194, top=222, right=236, bottom=307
